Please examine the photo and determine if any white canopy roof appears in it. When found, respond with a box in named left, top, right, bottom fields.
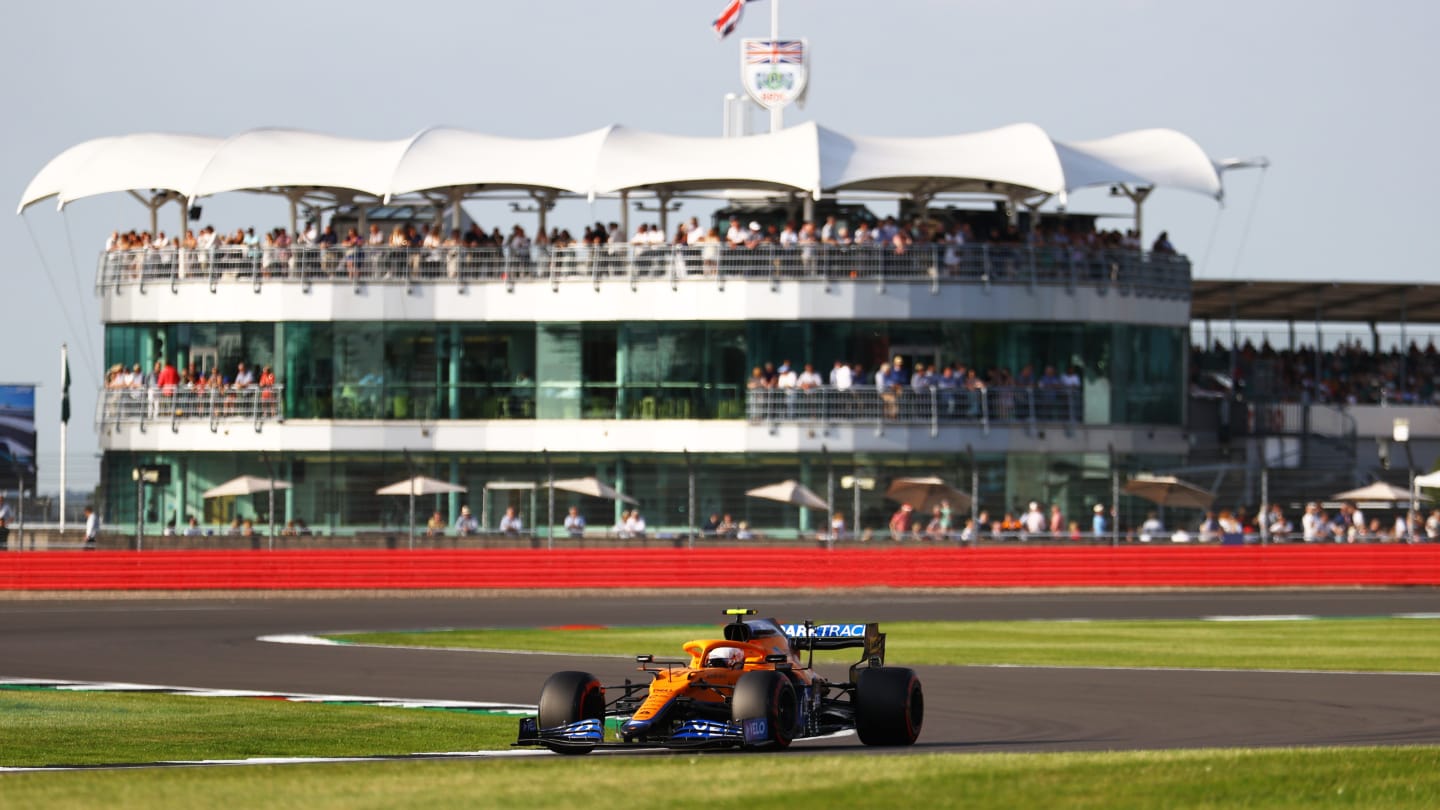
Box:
left=18, top=122, right=1236, bottom=214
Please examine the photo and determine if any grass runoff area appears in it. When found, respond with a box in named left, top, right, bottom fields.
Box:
left=331, top=617, right=1440, bottom=673
left=4, top=747, right=1439, bottom=809
left=0, top=689, right=517, bottom=767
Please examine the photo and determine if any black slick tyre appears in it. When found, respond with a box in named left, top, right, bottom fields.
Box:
left=854, top=666, right=923, bottom=746
left=537, top=670, right=605, bottom=754
left=732, top=670, right=798, bottom=749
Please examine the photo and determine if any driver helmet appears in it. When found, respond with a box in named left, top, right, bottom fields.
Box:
left=706, top=647, right=744, bottom=669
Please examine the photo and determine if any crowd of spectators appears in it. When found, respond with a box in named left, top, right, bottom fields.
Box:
left=103, top=212, right=1182, bottom=285
left=1193, top=338, right=1440, bottom=406
left=745, top=355, right=1084, bottom=422
left=746, top=356, right=1082, bottom=394
left=103, top=357, right=278, bottom=419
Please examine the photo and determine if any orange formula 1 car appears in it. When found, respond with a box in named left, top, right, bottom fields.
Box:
left=515, top=609, right=923, bottom=753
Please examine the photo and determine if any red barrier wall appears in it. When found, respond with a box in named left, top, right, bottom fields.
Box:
left=2, top=546, right=1438, bottom=591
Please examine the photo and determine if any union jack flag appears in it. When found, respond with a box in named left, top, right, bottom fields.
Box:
left=713, top=0, right=762, bottom=40
left=744, top=39, right=805, bottom=65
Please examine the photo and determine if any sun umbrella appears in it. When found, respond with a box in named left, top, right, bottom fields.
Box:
left=883, top=476, right=971, bottom=512
left=1122, top=475, right=1216, bottom=509
left=375, top=475, right=468, bottom=496
left=201, top=475, right=293, bottom=498
left=550, top=476, right=639, bottom=505
left=746, top=480, right=829, bottom=511
left=1331, top=481, right=1428, bottom=503
left=202, top=475, right=293, bottom=549
left=377, top=476, right=469, bottom=550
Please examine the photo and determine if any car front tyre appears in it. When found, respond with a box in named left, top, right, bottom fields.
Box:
left=733, top=670, right=798, bottom=749
left=537, top=670, right=605, bottom=754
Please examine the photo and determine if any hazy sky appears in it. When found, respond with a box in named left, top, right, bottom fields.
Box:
left=2, top=0, right=1436, bottom=491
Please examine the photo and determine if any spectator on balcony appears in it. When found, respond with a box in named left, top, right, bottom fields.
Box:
left=625, top=510, right=647, bottom=539
left=797, top=363, right=823, bottom=390
left=259, top=366, right=277, bottom=416
left=703, top=513, right=722, bottom=536
left=852, top=222, right=875, bottom=246
left=1300, top=502, right=1321, bottom=542
left=498, top=506, right=524, bottom=536
left=1092, top=503, right=1109, bottom=538
left=778, top=221, right=799, bottom=249
left=830, top=360, right=853, bottom=390
left=1022, top=501, right=1047, bottom=539
left=888, top=503, right=914, bottom=541
left=455, top=505, right=479, bottom=536
left=1151, top=231, right=1176, bottom=254
left=1049, top=503, right=1065, bottom=537
left=717, top=513, right=738, bottom=538
left=829, top=511, right=846, bottom=542
left=426, top=510, right=446, bottom=537
left=920, top=506, right=944, bottom=541
left=564, top=506, right=586, bottom=539
left=1267, top=505, right=1293, bottom=541
left=1139, top=511, right=1164, bottom=543
left=776, top=361, right=797, bottom=389
left=725, top=218, right=746, bottom=247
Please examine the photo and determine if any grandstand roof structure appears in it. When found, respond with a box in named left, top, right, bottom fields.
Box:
left=19, top=122, right=1239, bottom=213
left=1191, top=280, right=1440, bottom=325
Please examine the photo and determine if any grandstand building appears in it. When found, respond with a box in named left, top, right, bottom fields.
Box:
left=24, top=124, right=1254, bottom=537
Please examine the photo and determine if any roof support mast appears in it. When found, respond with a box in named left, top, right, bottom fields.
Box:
left=770, top=0, right=782, bottom=133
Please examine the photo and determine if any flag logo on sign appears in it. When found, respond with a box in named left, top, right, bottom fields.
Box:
left=740, top=38, right=808, bottom=111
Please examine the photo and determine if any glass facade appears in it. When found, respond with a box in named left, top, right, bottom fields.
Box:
left=102, top=449, right=1184, bottom=538
left=104, top=321, right=1184, bottom=425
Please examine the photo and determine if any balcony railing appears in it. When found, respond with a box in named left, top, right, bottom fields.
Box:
left=745, top=385, right=1082, bottom=430
left=100, top=385, right=284, bottom=431
left=97, top=244, right=1191, bottom=297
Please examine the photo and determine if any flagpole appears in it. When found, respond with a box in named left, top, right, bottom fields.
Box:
left=770, top=0, right=782, bottom=133
left=60, top=343, right=68, bottom=535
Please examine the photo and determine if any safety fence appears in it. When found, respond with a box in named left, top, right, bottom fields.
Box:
left=2, top=546, right=1436, bottom=590
left=97, top=244, right=1192, bottom=297
left=99, top=385, right=284, bottom=429
left=746, top=385, right=1081, bottom=427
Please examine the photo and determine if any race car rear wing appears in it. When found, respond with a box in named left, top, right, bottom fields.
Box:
left=782, top=621, right=887, bottom=673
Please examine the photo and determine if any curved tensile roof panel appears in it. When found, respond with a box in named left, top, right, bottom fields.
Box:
left=590, top=123, right=823, bottom=196
left=819, top=123, right=1067, bottom=197
left=1055, top=128, right=1222, bottom=199
left=19, top=133, right=224, bottom=213
left=386, top=126, right=615, bottom=197
left=18, top=123, right=1241, bottom=214
left=189, top=128, right=414, bottom=200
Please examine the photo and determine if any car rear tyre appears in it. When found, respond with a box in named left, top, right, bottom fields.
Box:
left=538, top=670, right=605, bottom=755
left=733, top=670, right=798, bottom=749
left=855, top=666, right=923, bottom=746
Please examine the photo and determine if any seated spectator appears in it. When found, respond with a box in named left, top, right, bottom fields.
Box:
left=498, top=507, right=523, bottom=536
left=564, top=506, right=586, bottom=538
left=455, top=505, right=479, bottom=536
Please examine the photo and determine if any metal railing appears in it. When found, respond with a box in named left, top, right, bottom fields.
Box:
left=96, top=244, right=1192, bottom=297
left=745, top=385, right=1082, bottom=430
left=99, top=385, right=284, bottom=431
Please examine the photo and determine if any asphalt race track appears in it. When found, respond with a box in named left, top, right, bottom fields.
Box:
left=3, top=589, right=1440, bottom=755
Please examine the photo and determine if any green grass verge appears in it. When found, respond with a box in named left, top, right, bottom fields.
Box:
left=331, top=617, right=1440, bottom=672
left=4, top=747, right=1439, bottom=809
left=0, top=690, right=515, bottom=767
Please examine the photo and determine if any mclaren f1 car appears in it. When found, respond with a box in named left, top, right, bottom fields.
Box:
left=515, top=609, right=923, bottom=753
